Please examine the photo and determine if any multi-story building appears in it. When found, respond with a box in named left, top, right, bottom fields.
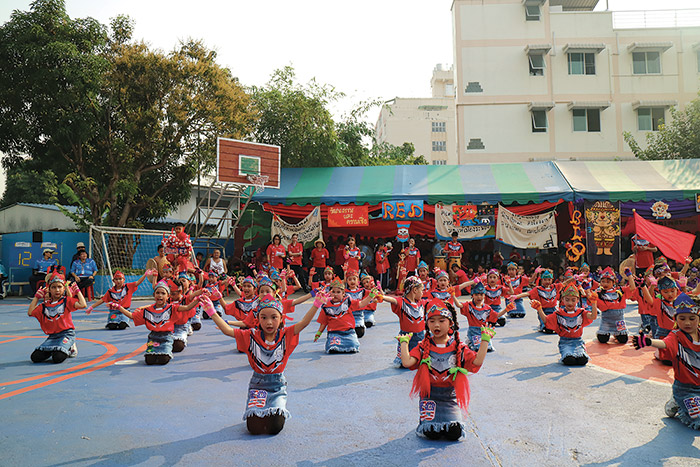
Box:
left=374, top=64, right=458, bottom=165
left=453, top=0, right=700, bottom=162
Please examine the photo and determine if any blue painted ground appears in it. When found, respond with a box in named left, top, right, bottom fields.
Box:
left=1, top=295, right=698, bottom=466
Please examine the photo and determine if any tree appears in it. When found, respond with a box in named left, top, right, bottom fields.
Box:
left=369, top=142, right=427, bottom=166
left=0, top=0, right=254, bottom=227
left=250, top=66, right=343, bottom=168
left=623, top=97, right=700, bottom=160
left=0, top=166, right=59, bottom=208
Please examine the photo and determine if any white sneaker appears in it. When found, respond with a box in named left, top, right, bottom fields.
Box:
left=68, top=343, right=78, bottom=358
left=664, top=398, right=679, bottom=418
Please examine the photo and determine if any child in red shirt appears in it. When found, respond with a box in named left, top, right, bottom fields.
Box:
left=360, top=272, right=380, bottom=328
left=206, top=292, right=329, bottom=435
left=398, top=298, right=493, bottom=441
left=28, top=273, right=87, bottom=364
left=453, top=281, right=511, bottom=351
left=632, top=293, right=700, bottom=430
left=344, top=236, right=362, bottom=272
left=115, top=280, right=201, bottom=365
left=504, top=261, right=529, bottom=318
left=314, top=276, right=373, bottom=353
left=402, top=238, right=421, bottom=275
left=594, top=266, right=635, bottom=344
left=383, top=276, right=428, bottom=367
left=513, top=269, right=570, bottom=333
left=483, top=269, right=515, bottom=327
left=417, top=261, right=435, bottom=299
left=533, top=285, right=598, bottom=366
left=86, top=269, right=154, bottom=329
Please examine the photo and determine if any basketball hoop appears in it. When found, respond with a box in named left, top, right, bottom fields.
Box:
left=247, top=174, right=269, bottom=194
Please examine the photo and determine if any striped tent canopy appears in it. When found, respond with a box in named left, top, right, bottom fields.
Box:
left=252, top=162, right=573, bottom=206
left=554, top=159, right=700, bottom=202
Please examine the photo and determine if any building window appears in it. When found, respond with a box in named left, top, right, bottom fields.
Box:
left=432, top=160, right=447, bottom=165
left=525, top=5, right=540, bottom=21
left=529, top=54, right=545, bottom=76
left=632, top=51, right=661, bottom=75
left=445, top=83, right=455, bottom=96
left=638, top=107, right=665, bottom=131
left=531, top=110, right=547, bottom=133
left=432, top=121, right=446, bottom=133
left=568, top=53, right=595, bottom=75
left=572, top=109, right=601, bottom=132
left=432, top=141, right=446, bottom=152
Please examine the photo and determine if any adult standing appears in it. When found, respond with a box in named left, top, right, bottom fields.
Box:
left=374, top=240, right=392, bottom=290
left=401, top=237, right=421, bottom=276
left=71, top=242, right=87, bottom=264
left=443, top=231, right=464, bottom=269
left=632, top=234, right=657, bottom=276
left=287, top=234, right=309, bottom=292
left=204, top=249, right=227, bottom=276
left=29, top=248, right=59, bottom=294
left=310, top=239, right=329, bottom=282
left=266, top=234, right=286, bottom=271
left=70, top=250, right=97, bottom=294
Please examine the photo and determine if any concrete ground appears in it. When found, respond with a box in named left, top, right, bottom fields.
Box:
left=0, top=295, right=698, bottom=467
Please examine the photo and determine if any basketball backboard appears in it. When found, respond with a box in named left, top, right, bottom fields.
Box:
left=216, top=137, right=281, bottom=188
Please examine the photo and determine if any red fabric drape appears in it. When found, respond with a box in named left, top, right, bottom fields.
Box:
left=633, top=212, right=696, bottom=263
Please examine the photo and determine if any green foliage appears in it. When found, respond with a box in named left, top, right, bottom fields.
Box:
left=0, top=1, right=254, bottom=227
left=250, top=66, right=342, bottom=168
left=623, top=97, right=700, bottom=160
left=369, top=142, right=427, bottom=166
left=0, top=165, right=59, bottom=207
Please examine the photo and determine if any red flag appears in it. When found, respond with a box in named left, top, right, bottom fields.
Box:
left=633, top=212, right=696, bottom=264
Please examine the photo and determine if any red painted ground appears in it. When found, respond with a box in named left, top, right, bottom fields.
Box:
left=586, top=340, right=673, bottom=385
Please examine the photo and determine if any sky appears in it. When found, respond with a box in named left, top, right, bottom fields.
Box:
left=2, top=0, right=699, bottom=122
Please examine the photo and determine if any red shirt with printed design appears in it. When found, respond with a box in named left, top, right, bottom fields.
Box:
left=102, top=282, right=138, bottom=309
left=317, top=297, right=358, bottom=332
left=528, top=284, right=563, bottom=309
left=243, top=299, right=295, bottom=328
left=390, top=297, right=427, bottom=333
left=132, top=303, right=186, bottom=332
left=649, top=297, right=676, bottom=331
left=31, top=296, right=79, bottom=335
left=344, top=247, right=361, bottom=271
left=459, top=301, right=498, bottom=328
left=663, top=330, right=700, bottom=386
left=233, top=325, right=300, bottom=374
left=409, top=338, right=481, bottom=387
left=544, top=307, right=593, bottom=338
left=403, top=247, right=420, bottom=272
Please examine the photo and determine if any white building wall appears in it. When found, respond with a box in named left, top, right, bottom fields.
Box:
left=453, top=0, right=700, bottom=163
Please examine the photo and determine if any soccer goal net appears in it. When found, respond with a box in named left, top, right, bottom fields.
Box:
left=89, top=225, right=174, bottom=297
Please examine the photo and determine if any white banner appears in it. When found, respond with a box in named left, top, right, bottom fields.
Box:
left=435, top=204, right=492, bottom=240
left=271, top=207, right=323, bottom=248
left=496, top=204, right=557, bottom=249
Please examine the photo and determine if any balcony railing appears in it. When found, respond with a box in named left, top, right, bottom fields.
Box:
left=613, top=9, right=700, bottom=29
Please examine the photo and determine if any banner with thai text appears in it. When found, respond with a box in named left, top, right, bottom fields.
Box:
left=271, top=207, right=323, bottom=248
left=496, top=204, right=557, bottom=249
left=327, top=205, right=369, bottom=227
left=435, top=203, right=493, bottom=240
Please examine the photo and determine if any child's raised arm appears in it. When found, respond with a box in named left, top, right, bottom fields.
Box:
left=28, top=287, right=47, bottom=316
left=68, top=283, right=87, bottom=310
left=293, top=292, right=329, bottom=335
left=472, top=326, right=495, bottom=367
left=631, top=331, right=667, bottom=350
left=202, top=296, right=237, bottom=338
left=382, top=295, right=399, bottom=305
left=531, top=300, right=547, bottom=325
left=585, top=291, right=598, bottom=321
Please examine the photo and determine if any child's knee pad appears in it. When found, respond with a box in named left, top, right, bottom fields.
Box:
left=615, top=334, right=628, bottom=344
left=191, top=322, right=202, bottom=331
left=596, top=334, right=610, bottom=343
left=31, top=349, right=51, bottom=363
left=172, top=340, right=185, bottom=353
left=51, top=351, right=68, bottom=364
left=562, top=355, right=578, bottom=366
left=355, top=326, right=365, bottom=339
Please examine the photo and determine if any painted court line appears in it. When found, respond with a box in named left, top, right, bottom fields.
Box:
left=0, top=343, right=146, bottom=401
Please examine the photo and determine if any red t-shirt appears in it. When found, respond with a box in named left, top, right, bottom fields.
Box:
left=317, top=297, right=359, bottom=332
left=459, top=301, right=498, bottom=328
left=287, top=242, right=303, bottom=266
left=266, top=244, right=286, bottom=270
left=445, top=241, right=464, bottom=258
left=132, top=303, right=186, bottom=332
left=633, top=239, right=655, bottom=269
left=102, top=282, right=138, bottom=309
left=233, top=325, right=300, bottom=374
left=31, top=296, right=79, bottom=335
left=344, top=247, right=361, bottom=271
left=335, top=245, right=346, bottom=266
left=420, top=277, right=436, bottom=299
left=225, top=297, right=258, bottom=321
left=631, top=287, right=652, bottom=316
left=403, top=247, right=420, bottom=272
left=663, top=330, right=700, bottom=386
left=544, top=307, right=593, bottom=338
left=484, top=284, right=509, bottom=307
left=390, top=297, right=427, bottom=333
left=650, top=297, right=676, bottom=331
left=409, top=338, right=480, bottom=387
left=452, top=269, right=468, bottom=285
left=170, top=298, right=197, bottom=325
left=507, top=275, right=529, bottom=295
left=375, top=247, right=389, bottom=274
left=596, top=286, right=632, bottom=312
left=528, top=284, right=563, bottom=309
left=310, top=248, right=329, bottom=268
